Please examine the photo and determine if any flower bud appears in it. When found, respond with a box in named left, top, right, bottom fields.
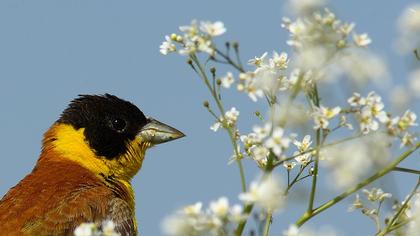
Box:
left=203, top=101, right=210, bottom=108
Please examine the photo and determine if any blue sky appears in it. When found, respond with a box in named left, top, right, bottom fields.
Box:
left=0, top=0, right=419, bottom=235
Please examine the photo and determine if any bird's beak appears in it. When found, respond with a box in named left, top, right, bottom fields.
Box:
left=137, top=118, right=185, bottom=145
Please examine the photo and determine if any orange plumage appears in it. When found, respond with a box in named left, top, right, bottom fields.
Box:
left=0, top=94, right=184, bottom=235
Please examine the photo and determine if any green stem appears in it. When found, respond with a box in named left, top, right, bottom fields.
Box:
left=295, top=141, right=420, bottom=227
left=392, top=167, right=420, bottom=175
left=306, top=83, right=321, bottom=213
left=286, top=164, right=311, bottom=194
left=273, top=133, right=364, bottom=167
left=262, top=212, right=272, bottom=236
left=214, top=48, right=245, bottom=73
left=377, top=177, right=420, bottom=236
left=233, top=204, right=253, bottom=236
left=190, top=54, right=247, bottom=193
left=307, top=129, right=321, bottom=213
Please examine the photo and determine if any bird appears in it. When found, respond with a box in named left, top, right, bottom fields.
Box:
left=0, top=94, right=185, bottom=236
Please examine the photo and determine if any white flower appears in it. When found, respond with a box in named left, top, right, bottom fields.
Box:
left=159, top=35, right=176, bottom=55
left=74, top=223, right=95, bottom=236
left=253, top=123, right=272, bottom=140
left=183, top=202, right=203, bottom=216
left=178, top=40, right=197, bottom=55
left=253, top=65, right=288, bottom=96
left=162, top=197, right=247, bottom=236
left=210, top=107, right=240, bottom=132
left=237, top=72, right=265, bottom=102
left=248, top=52, right=268, bottom=67
left=199, top=21, right=226, bottom=37
left=397, top=110, right=418, bottom=130
left=161, top=214, right=195, bottom=236
left=362, top=188, right=392, bottom=202
left=338, top=23, right=355, bottom=36
left=293, top=135, right=312, bottom=152
left=240, top=132, right=260, bottom=149
left=270, top=51, right=289, bottom=69
left=349, top=92, right=390, bottom=133
left=348, top=194, right=363, bottom=212
left=283, top=225, right=300, bottom=236
left=283, top=161, right=297, bottom=170
left=353, top=33, right=372, bottom=47
left=229, top=204, right=247, bottom=223
left=196, top=37, right=215, bottom=55
left=102, top=220, right=120, bottom=236
left=339, top=115, right=353, bottom=130
left=359, top=107, right=379, bottom=134
left=400, top=132, right=417, bottom=148
left=179, top=20, right=199, bottom=37
left=347, top=92, right=366, bottom=106
left=209, top=197, right=229, bottom=218
left=365, top=92, right=388, bottom=123
left=264, top=127, right=291, bottom=157
left=249, top=145, right=270, bottom=167
left=239, top=175, right=286, bottom=212
left=210, top=121, right=221, bottom=132
left=312, top=106, right=341, bottom=129
left=294, top=152, right=311, bottom=166
left=225, top=107, right=240, bottom=126
left=292, top=135, right=312, bottom=165
left=220, top=72, right=234, bottom=88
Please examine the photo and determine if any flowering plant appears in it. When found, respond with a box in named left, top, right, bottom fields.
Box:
left=156, top=1, right=420, bottom=235
left=76, top=1, right=420, bottom=236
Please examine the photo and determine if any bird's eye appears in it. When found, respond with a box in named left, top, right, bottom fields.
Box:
left=111, top=118, right=127, bottom=132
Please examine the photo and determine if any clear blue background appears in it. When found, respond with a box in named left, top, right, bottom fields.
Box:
left=0, top=1, right=418, bottom=235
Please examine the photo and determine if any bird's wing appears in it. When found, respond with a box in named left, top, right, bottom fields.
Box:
left=21, top=184, right=112, bottom=235
left=108, top=198, right=137, bottom=235
left=0, top=160, right=136, bottom=236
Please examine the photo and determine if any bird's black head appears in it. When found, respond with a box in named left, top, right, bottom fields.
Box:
left=58, top=94, right=148, bottom=159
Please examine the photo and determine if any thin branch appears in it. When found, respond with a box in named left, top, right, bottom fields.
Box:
left=393, top=167, right=420, bottom=175
left=295, top=141, right=420, bottom=227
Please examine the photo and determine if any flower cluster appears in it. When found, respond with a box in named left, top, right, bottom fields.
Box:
left=347, top=91, right=418, bottom=146
left=239, top=174, right=286, bottom=213
left=74, top=220, right=120, bottom=236
left=210, top=107, right=239, bottom=132
left=282, top=8, right=387, bottom=85
left=282, top=8, right=366, bottom=52
left=347, top=92, right=388, bottom=134
left=159, top=0, right=420, bottom=235
left=239, top=123, right=292, bottom=167
left=311, top=105, right=341, bottom=129
left=348, top=188, right=393, bottom=232
left=162, top=175, right=286, bottom=236
left=236, top=51, right=289, bottom=102
left=160, top=20, right=226, bottom=56
left=161, top=198, right=246, bottom=236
